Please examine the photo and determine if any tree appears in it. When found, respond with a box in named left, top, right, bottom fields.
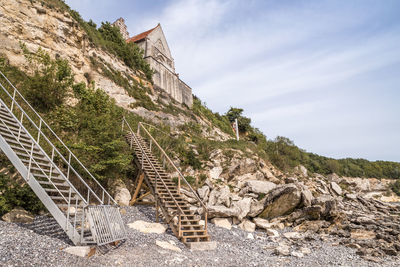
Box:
left=225, top=107, right=252, bottom=133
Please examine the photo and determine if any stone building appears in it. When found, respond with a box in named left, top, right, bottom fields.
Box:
left=112, top=18, right=129, bottom=40
left=113, top=20, right=193, bottom=107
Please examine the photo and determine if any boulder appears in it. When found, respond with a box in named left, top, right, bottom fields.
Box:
left=238, top=219, right=256, bottom=232
left=197, top=185, right=210, bottom=202
left=283, top=231, right=302, bottom=240
left=291, top=251, right=304, bottom=258
left=127, top=220, right=166, bottom=234
left=209, top=166, right=223, bottom=180
left=216, top=186, right=231, bottom=207
left=253, top=217, right=271, bottom=230
left=208, top=189, right=219, bottom=206
left=2, top=208, right=34, bottom=223
left=248, top=199, right=265, bottom=217
left=295, top=165, right=308, bottom=177
left=114, top=187, right=131, bottom=207
left=266, top=229, right=280, bottom=238
left=312, top=195, right=338, bottom=220
left=244, top=180, right=276, bottom=195
left=274, top=244, right=290, bottom=256
left=300, top=186, right=313, bottom=207
left=259, top=185, right=302, bottom=219
left=208, top=205, right=240, bottom=218
left=330, top=182, right=342, bottom=195
left=156, top=240, right=181, bottom=252
left=211, top=218, right=232, bottom=230
left=64, top=246, right=91, bottom=257
left=232, top=197, right=252, bottom=220
left=350, top=229, right=376, bottom=240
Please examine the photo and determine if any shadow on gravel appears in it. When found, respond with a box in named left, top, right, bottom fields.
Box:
left=20, top=215, right=74, bottom=245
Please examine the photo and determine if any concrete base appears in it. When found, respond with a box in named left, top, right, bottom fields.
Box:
left=186, top=241, right=217, bottom=251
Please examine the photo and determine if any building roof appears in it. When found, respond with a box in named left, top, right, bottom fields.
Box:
left=126, top=24, right=159, bottom=43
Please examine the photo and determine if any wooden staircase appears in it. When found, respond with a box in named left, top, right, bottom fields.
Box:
left=123, top=120, right=216, bottom=250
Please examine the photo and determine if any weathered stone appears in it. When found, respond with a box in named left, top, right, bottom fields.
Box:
left=197, top=185, right=210, bottom=202
left=259, top=185, right=302, bottom=219
left=208, top=205, right=240, bottom=218
left=232, top=197, right=252, bottom=220
left=300, top=247, right=311, bottom=255
left=283, top=231, right=302, bottom=240
left=291, top=251, right=304, bottom=258
left=216, top=186, right=231, bottom=207
left=156, top=240, right=181, bottom=252
left=330, top=182, right=342, bottom=195
left=209, top=166, right=223, bottom=180
left=247, top=233, right=254, bottom=239
left=274, top=244, right=290, bottom=256
left=266, top=229, right=280, bottom=238
left=295, top=165, right=308, bottom=177
left=64, top=246, right=91, bottom=257
left=253, top=217, right=271, bottom=230
left=114, top=187, right=131, bottom=206
left=238, top=219, right=256, bottom=232
left=2, top=208, right=34, bottom=223
left=350, top=229, right=376, bottom=240
left=248, top=199, right=265, bottom=217
left=211, top=218, right=232, bottom=230
left=301, top=187, right=313, bottom=207
left=244, top=180, right=276, bottom=195
left=208, top=189, right=219, bottom=206
left=127, top=220, right=166, bottom=234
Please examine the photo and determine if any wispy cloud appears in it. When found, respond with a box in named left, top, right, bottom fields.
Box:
left=65, top=0, right=400, bottom=161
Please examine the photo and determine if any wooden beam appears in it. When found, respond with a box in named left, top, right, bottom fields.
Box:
left=130, top=172, right=145, bottom=206
left=130, top=191, right=151, bottom=206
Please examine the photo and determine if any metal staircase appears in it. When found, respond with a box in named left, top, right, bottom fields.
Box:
left=122, top=119, right=216, bottom=250
left=0, top=71, right=126, bottom=246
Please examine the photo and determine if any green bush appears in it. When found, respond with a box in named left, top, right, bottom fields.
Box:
left=0, top=172, right=45, bottom=217
left=21, top=44, right=73, bottom=112
left=391, top=180, right=400, bottom=196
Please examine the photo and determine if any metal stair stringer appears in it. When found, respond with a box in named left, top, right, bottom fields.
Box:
left=0, top=71, right=126, bottom=246
left=0, top=133, right=80, bottom=243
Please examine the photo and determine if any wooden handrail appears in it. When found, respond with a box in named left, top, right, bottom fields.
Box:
left=122, top=118, right=185, bottom=217
left=137, top=122, right=208, bottom=212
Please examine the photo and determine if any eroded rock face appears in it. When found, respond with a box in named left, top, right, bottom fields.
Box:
left=259, top=185, right=302, bottom=219
left=2, top=208, right=34, bottom=223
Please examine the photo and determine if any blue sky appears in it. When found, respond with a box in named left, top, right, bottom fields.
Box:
left=65, top=0, right=400, bottom=162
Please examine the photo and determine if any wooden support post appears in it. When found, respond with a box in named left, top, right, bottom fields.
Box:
left=155, top=201, right=159, bottom=222
left=129, top=172, right=145, bottom=206
left=130, top=191, right=151, bottom=206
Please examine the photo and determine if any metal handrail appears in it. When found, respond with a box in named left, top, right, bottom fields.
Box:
left=122, top=118, right=185, bottom=216
left=137, top=122, right=208, bottom=212
left=0, top=70, right=115, bottom=205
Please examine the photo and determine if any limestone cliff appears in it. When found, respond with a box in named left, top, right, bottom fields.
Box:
left=0, top=0, right=230, bottom=140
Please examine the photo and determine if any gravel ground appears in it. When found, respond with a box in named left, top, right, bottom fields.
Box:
left=1, top=206, right=400, bottom=267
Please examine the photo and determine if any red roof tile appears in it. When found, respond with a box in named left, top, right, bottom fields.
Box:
left=126, top=24, right=159, bottom=43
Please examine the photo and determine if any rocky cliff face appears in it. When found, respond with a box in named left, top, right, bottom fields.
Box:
left=0, top=0, right=231, bottom=141
left=0, top=0, right=139, bottom=109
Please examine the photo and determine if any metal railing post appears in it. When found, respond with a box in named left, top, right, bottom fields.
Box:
left=17, top=112, right=24, bottom=140
left=37, top=118, right=42, bottom=144
left=67, top=152, right=71, bottom=180
left=10, top=89, right=16, bottom=112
